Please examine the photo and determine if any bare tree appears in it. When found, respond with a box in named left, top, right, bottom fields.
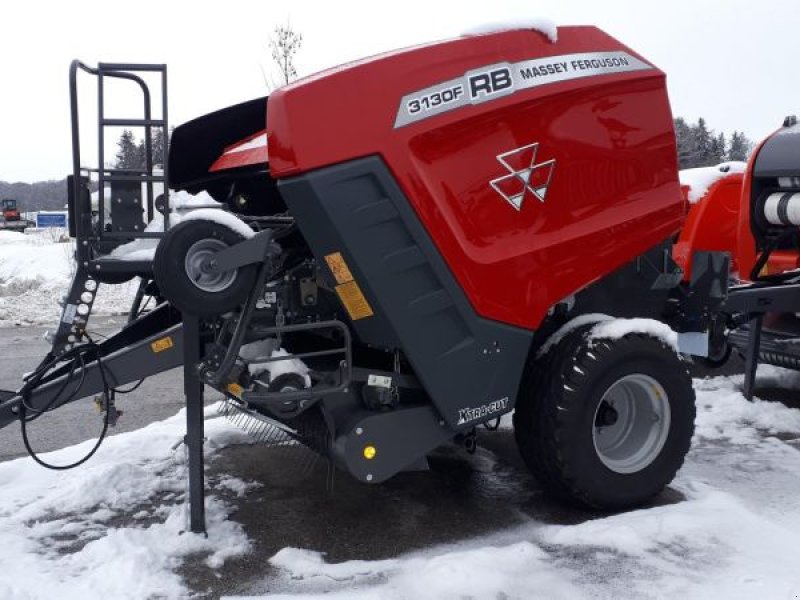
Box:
left=269, top=22, right=303, bottom=86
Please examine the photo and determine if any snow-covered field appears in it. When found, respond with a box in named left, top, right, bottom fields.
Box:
left=0, top=229, right=136, bottom=327
left=0, top=193, right=241, bottom=327
left=0, top=368, right=798, bottom=599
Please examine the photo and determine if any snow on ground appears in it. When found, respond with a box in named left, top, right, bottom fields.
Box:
left=0, top=229, right=136, bottom=326
left=1, top=364, right=800, bottom=598
left=679, top=161, right=747, bottom=204
left=0, top=403, right=253, bottom=600
left=0, top=191, right=243, bottom=326
left=229, top=366, right=800, bottom=600
left=0, top=191, right=247, bottom=327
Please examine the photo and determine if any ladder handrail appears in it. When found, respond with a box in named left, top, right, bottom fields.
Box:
left=68, top=59, right=170, bottom=262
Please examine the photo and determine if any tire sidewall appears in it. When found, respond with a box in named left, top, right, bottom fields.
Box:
left=154, top=219, right=256, bottom=317
left=560, top=337, right=694, bottom=507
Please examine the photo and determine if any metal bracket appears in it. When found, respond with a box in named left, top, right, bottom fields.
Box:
left=206, top=229, right=276, bottom=274
left=725, top=281, right=800, bottom=314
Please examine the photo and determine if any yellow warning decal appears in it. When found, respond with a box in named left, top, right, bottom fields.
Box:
left=335, top=280, right=374, bottom=320
left=150, top=336, right=174, bottom=353
left=325, top=252, right=354, bottom=284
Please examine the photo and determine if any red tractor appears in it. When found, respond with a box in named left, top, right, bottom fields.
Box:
left=1, top=25, right=737, bottom=529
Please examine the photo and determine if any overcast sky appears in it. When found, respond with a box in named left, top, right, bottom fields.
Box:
left=1, top=0, right=798, bottom=183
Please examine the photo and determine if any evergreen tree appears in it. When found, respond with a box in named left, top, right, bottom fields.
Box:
left=709, top=132, right=727, bottom=164
left=135, top=140, right=147, bottom=170
left=151, top=127, right=166, bottom=167
left=115, top=130, right=141, bottom=169
left=728, top=131, right=752, bottom=162
left=674, top=117, right=697, bottom=169
left=674, top=117, right=753, bottom=168
left=692, top=118, right=713, bottom=167
left=115, top=127, right=171, bottom=172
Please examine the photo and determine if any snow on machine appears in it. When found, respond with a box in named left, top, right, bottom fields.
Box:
left=0, top=25, right=733, bottom=531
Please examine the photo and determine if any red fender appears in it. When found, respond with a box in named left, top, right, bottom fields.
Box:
left=673, top=172, right=745, bottom=278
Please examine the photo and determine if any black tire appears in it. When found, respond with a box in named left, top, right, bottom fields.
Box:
left=153, top=219, right=257, bottom=317
left=513, top=327, right=695, bottom=511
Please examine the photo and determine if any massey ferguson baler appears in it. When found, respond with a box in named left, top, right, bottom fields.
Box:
left=0, top=25, right=728, bottom=529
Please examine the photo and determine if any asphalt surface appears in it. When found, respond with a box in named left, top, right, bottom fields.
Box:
left=0, top=322, right=218, bottom=463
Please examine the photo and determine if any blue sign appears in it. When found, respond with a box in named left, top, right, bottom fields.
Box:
left=36, top=212, right=68, bottom=228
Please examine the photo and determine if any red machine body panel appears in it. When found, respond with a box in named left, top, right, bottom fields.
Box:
left=673, top=173, right=745, bottom=277
left=266, top=26, right=683, bottom=329
left=209, top=130, right=268, bottom=172
left=675, top=129, right=796, bottom=282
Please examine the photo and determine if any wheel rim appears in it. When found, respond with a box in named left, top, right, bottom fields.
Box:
left=592, top=373, right=671, bottom=474
left=184, top=238, right=236, bottom=293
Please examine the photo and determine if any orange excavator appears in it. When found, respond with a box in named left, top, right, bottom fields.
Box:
left=0, top=199, right=27, bottom=231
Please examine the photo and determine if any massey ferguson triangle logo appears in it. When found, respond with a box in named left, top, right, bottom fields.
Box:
left=490, top=142, right=555, bottom=211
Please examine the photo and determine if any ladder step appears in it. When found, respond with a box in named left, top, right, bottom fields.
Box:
left=102, top=118, right=165, bottom=127
left=98, top=63, right=166, bottom=72
left=100, top=231, right=165, bottom=240
left=105, top=174, right=166, bottom=183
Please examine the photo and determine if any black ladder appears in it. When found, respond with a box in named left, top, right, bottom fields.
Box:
left=69, top=61, right=170, bottom=268
left=56, top=62, right=172, bottom=357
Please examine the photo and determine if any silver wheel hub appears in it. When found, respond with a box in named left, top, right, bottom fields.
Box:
left=592, top=373, right=671, bottom=474
left=184, top=238, right=236, bottom=293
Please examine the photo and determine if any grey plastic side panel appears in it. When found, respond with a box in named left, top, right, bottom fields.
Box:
left=335, top=405, right=453, bottom=483
left=278, top=156, right=533, bottom=430
left=754, top=125, right=800, bottom=177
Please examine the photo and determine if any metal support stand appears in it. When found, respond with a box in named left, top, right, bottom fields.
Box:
left=743, top=314, right=764, bottom=401
left=183, top=315, right=206, bottom=534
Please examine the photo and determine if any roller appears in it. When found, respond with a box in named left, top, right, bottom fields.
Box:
left=763, top=192, right=800, bottom=227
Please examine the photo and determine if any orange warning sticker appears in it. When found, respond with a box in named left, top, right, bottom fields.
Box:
left=335, top=281, right=374, bottom=320
left=226, top=383, right=244, bottom=398
left=325, top=252, right=354, bottom=284
left=150, top=336, right=174, bottom=353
